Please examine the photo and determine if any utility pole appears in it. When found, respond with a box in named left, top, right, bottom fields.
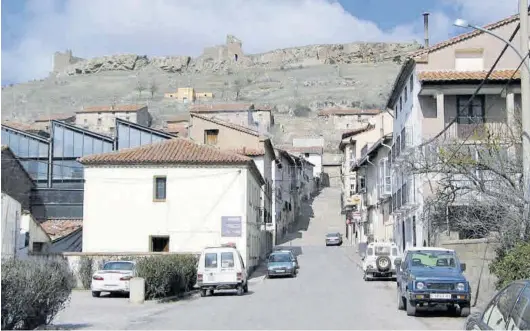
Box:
left=521, top=0, right=530, bottom=232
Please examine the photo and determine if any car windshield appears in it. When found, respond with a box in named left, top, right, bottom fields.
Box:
left=326, top=233, right=339, bottom=237
left=374, top=246, right=392, bottom=256
left=409, top=250, right=457, bottom=268
left=269, top=253, right=291, bottom=263
left=103, top=262, right=134, bottom=271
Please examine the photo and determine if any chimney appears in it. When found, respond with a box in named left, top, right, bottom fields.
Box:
left=423, top=12, right=430, bottom=48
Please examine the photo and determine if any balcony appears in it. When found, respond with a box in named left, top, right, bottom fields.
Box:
left=444, top=117, right=511, bottom=142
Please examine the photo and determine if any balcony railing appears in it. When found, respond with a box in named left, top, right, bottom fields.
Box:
left=444, top=117, right=511, bottom=141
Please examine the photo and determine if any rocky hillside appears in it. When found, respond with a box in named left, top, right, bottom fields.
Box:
left=1, top=38, right=421, bottom=150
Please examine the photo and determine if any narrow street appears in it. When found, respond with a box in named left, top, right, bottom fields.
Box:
left=53, top=187, right=465, bottom=330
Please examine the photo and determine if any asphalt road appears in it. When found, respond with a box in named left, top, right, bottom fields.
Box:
left=52, top=187, right=466, bottom=330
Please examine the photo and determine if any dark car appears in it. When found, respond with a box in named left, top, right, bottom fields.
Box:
left=464, top=279, right=530, bottom=330
left=325, top=232, right=343, bottom=246
left=395, top=247, right=471, bottom=317
left=266, top=251, right=298, bottom=278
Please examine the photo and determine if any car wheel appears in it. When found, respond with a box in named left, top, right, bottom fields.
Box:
left=208, top=289, right=214, bottom=296
left=92, top=291, right=101, bottom=298
left=406, top=297, right=417, bottom=316
left=397, top=290, right=405, bottom=310
left=236, top=286, right=244, bottom=296
left=460, top=306, right=471, bottom=317
left=200, top=289, right=207, bottom=297
left=243, top=283, right=248, bottom=293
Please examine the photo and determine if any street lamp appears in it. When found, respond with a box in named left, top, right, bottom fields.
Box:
left=452, top=18, right=530, bottom=73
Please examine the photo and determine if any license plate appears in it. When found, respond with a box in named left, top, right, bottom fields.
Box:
left=275, top=270, right=286, bottom=273
left=105, top=284, right=118, bottom=287
left=431, top=293, right=452, bottom=299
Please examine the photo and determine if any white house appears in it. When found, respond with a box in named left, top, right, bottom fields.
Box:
left=386, top=12, right=525, bottom=252
left=79, top=138, right=266, bottom=270
left=271, top=149, right=297, bottom=245
left=282, top=145, right=323, bottom=182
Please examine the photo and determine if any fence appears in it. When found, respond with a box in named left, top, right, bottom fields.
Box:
left=27, top=251, right=200, bottom=288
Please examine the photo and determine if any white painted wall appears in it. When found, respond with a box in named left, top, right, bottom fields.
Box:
left=1, top=193, right=25, bottom=258
left=82, top=165, right=263, bottom=269
left=304, top=154, right=322, bottom=178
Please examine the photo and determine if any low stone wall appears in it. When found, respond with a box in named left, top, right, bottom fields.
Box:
left=440, top=238, right=499, bottom=308
left=28, top=252, right=200, bottom=289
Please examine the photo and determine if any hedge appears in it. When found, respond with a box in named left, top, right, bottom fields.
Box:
left=490, top=242, right=530, bottom=289
left=76, top=254, right=199, bottom=299
left=1, top=258, right=75, bottom=330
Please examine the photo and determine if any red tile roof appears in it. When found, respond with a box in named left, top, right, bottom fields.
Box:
left=34, top=113, right=75, bottom=122
left=227, top=147, right=265, bottom=156
left=412, top=13, right=521, bottom=58
left=418, top=70, right=520, bottom=82
left=279, top=146, right=323, bottom=155
left=191, top=113, right=260, bottom=136
left=78, top=137, right=254, bottom=166
left=166, top=113, right=190, bottom=123
left=76, top=104, right=147, bottom=113
left=318, top=108, right=381, bottom=116
left=189, top=103, right=253, bottom=113
left=40, top=219, right=83, bottom=240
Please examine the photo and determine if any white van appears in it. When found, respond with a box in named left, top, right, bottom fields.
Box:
left=196, top=245, right=248, bottom=297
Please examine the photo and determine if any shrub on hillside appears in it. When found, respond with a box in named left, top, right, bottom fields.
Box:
left=1, top=258, right=75, bottom=330
left=135, top=254, right=198, bottom=299
left=490, top=242, right=530, bottom=289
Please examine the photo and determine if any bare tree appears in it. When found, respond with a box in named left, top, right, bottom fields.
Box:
left=148, top=79, right=158, bottom=98
left=401, top=111, right=528, bottom=254
left=135, top=79, right=146, bottom=98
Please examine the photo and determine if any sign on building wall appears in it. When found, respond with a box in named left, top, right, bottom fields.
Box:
left=221, top=216, right=242, bottom=237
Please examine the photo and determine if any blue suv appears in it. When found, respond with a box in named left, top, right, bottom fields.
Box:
left=395, top=247, right=471, bottom=317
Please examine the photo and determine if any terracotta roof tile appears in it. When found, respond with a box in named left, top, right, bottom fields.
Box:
left=279, top=146, right=324, bottom=155
left=189, top=103, right=253, bottom=113
left=2, top=121, right=38, bottom=132
left=34, top=113, right=75, bottom=122
left=166, top=113, right=190, bottom=123
left=418, top=70, right=520, bottom=82
left=78, top=137, right=253, bottom=165
left=341, top=124, right=375, bottom=139
left=227, top=147, right=265, bottom=156
left=412, top=13, right=521, bottom=58
left=191, top=113, right=260, bottom=136
left=318, top=108, right=381, bottom=116
left=40, top=219, right=83, bottom=240
left=76, top=104, right=147, bottom=113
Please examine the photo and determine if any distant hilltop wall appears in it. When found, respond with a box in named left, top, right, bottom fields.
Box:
left=53, top=36, right=422, bottom=77
left=53, top=49, right=85, bottom=73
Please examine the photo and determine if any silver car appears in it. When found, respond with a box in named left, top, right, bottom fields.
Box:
left=325, top=232, right=343, bottom=246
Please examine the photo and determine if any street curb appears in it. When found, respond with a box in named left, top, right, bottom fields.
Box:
left=156, top=290, right=199, bottom=304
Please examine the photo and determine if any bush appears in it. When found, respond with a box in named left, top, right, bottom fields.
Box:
left=135, top=254, right=198, bottom=299
left=1, top=258, right=75, bottom=330
left=490, top=242, right=530, bottom=289
left=78, top=257, right=93, bottom=289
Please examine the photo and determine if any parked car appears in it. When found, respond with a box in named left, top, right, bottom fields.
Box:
left=362, top=242, right=401, bottom=281
left=196, top=245, right=248, bottom=297
left=464, top=279, right=530, bottom=330
left=325, top=232, right=343, bottom=246
left=395, top=247, right=471, bottom=317
left=91, top=260, right=136, bottom=298
left=267, top=250, right=298, bottom=278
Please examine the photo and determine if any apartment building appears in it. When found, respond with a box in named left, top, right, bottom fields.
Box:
left=387, top=13, right=526, bottom=252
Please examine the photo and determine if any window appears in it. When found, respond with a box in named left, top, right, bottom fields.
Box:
left=412, top=216, right=417, bottom=246
left=220, top=252, right=235, bottom=268
left=153, top=176, right=167, bottom=201
left=399, top=97, right=402, bottom=112
left=97, top=118, right=102, bottom=125
left=359, top=177, right=366, bottom=191
left=304, top=153, right=309, bottom=157
left=509, top=286, right=530, bottom=330
left=32, top=242, right=43, bottom=252
left=204, top=129, right=219, bottom=145
left=484, top=283, right=525, bottom=329
left=150, top=236, right=169, bottom=252
left=205, top=253, right=218, bottom=268
left=457, top=95, right=485, bottom=124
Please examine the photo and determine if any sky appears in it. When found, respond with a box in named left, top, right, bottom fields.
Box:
left=0, top=0, right=521, bottom=85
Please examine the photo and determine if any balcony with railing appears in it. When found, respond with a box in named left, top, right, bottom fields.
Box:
left=444, top=117, right=512, bottom=142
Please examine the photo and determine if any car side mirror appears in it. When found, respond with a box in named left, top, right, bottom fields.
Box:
left=460, top=263, right=466, bottom=272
